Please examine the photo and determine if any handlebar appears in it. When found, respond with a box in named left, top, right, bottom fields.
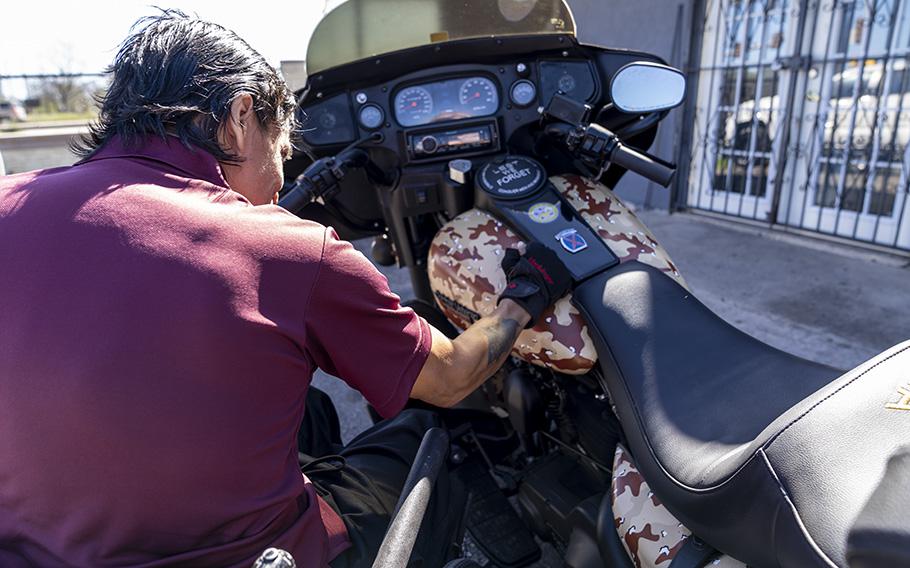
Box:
left=278, top=148, right=369, bottom=214
left=610, top=142, right=676, bottom=187
left=542, top=93, right=676, bottom=187
left=282, top=96, right=676, bottom=216
left=565, top=122, right=676, bottom=188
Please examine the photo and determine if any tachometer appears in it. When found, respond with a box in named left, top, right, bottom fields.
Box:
left=395, top=86, right=433, bottom=127
left=459, top=78, right=498, bottom=114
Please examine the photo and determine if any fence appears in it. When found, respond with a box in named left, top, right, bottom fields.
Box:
left=0, top=73, right=106, bottom=123
left=682, top=0, right=910, bottom=252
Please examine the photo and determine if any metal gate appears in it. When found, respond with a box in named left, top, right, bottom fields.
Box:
left=683, top=0, right=910, bottom=252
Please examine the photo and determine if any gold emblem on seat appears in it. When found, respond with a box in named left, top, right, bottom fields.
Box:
left=885, top=384, right=910, bottom=411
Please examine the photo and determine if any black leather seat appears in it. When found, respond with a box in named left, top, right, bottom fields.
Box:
left=847, top=446, right=910, bottom=568
left=572, top=261, right=910, bottom=568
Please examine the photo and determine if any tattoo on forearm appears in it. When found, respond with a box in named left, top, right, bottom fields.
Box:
left=481, top=318, right=521, bottom=365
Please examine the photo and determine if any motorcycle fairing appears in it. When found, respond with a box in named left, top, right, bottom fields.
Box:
left=574, top=260, right=910, bottom=567
left=305, top=0, right=576, bottom=76
left=427, top=174, right=685, bottom=374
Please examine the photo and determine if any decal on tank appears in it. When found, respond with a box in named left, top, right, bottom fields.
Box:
left=555, top=228, right=588, bottom=254
left=612, top=445, right=745, bottom=568
left=528, top=202, right=559, bottom=224
left=433, top=291, right=481, bottom=326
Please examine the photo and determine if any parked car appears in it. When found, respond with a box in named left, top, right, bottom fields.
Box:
left=0, top=99, right=28, bottom=123
left=724, top=60, right=909, bottom=159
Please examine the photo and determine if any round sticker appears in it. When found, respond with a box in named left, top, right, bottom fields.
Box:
left=528, top=202, right=559, bottom=224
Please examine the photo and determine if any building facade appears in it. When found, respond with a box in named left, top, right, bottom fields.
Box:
left=574, top=0, right=910, bottom=253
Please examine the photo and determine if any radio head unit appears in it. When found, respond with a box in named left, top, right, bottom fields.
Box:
left=406, top=120, right=499, bottom=162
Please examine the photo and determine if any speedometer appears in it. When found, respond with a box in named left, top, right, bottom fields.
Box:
left=459, top=77, right=498, bottom=114
left=395, top=86, right=433, bottom=127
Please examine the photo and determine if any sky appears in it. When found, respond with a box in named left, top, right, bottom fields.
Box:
left=0, top=0, right=345, bottom=90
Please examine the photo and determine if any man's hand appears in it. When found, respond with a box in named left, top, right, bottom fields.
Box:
left=499, top=243, right=572, bottom=327
left=410, top=244, right=572, bottom=408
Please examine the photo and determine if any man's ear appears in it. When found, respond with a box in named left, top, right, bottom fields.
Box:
left=217, top=93, right=255, bottom=159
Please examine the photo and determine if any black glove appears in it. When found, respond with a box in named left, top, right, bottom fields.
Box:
left=498, top=243, right=573, bottom=328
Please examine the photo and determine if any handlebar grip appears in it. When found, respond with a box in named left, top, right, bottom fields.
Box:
left=610, top=143, right=676, bottom=187
left=278, top=148, right=372, bottom=215
left=277, top=181, right=315, bottom=215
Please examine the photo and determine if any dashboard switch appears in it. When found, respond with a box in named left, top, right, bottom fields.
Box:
left=448, top=159, right=472, bottom=185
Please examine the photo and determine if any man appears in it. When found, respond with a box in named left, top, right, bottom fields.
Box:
left=0, top=11, right=570, bottom=568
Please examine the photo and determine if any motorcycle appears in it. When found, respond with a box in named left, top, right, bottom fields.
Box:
left=280, top=1, right=910, bottom=567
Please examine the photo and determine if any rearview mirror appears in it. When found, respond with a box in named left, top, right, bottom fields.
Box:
left=610, top=62, right=686, bottom=114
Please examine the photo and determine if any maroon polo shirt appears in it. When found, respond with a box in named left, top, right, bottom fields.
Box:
left=0, top=135, right=432, bottom=566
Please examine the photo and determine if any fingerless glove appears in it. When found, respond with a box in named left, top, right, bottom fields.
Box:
left=498, top=243, right=573, bottom=328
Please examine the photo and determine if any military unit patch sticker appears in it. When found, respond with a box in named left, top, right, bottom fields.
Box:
left=555, top=228, right=588, bottom=253
left=528, top=202, right=559, bottom=224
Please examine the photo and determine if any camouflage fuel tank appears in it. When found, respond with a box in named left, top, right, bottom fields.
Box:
left=612, top=445, right=746, bottom=568
left=428, top=174, right=688, bottom=375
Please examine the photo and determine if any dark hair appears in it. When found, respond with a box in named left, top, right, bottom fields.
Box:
left=74, top=9, right=296, bottom=162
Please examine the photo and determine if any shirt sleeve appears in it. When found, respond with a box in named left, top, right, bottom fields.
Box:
left=304, top=227, right=433, bottom=418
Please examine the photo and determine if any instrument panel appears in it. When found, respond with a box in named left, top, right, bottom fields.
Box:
left=394, top=76, right=499, bottom=127
left=298, top=60, right=599, bottom=153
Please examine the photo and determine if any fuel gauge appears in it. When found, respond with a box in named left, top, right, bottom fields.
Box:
left=358, top=104, right=384, bottom=129
left=510, top=80, right=537, bottom=107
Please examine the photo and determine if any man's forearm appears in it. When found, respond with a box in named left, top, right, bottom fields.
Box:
left=453, top=299, right=530, bottom=389
left=411, top=300, right=530, bottom=408
left=411, top=243, right=570, bottom=408
left=436, top=300, right=531, bottom=404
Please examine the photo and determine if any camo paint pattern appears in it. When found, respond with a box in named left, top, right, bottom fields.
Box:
left=550, top=174, right=690, bottom=290
left=612, top=445, right=745, bottom=568
left=427, top=174, right=688, bottom=374
left=427, top=209, right=597, bottom=374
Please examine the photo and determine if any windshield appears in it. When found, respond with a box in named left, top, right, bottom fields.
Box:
left=306, top=0, right=575, bottom=75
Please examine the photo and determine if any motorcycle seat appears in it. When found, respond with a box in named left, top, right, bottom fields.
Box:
left=572, top=261, right=910, bottom=568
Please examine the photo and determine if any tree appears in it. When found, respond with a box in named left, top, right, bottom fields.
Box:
left=26, top=45, right=100, bottom=114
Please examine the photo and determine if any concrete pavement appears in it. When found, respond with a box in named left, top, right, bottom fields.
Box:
left=641, top=210, right=910, bottom=371
left=315, top=209, right=910, bottom=442
left=0, top=124, right=87, bottom=174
